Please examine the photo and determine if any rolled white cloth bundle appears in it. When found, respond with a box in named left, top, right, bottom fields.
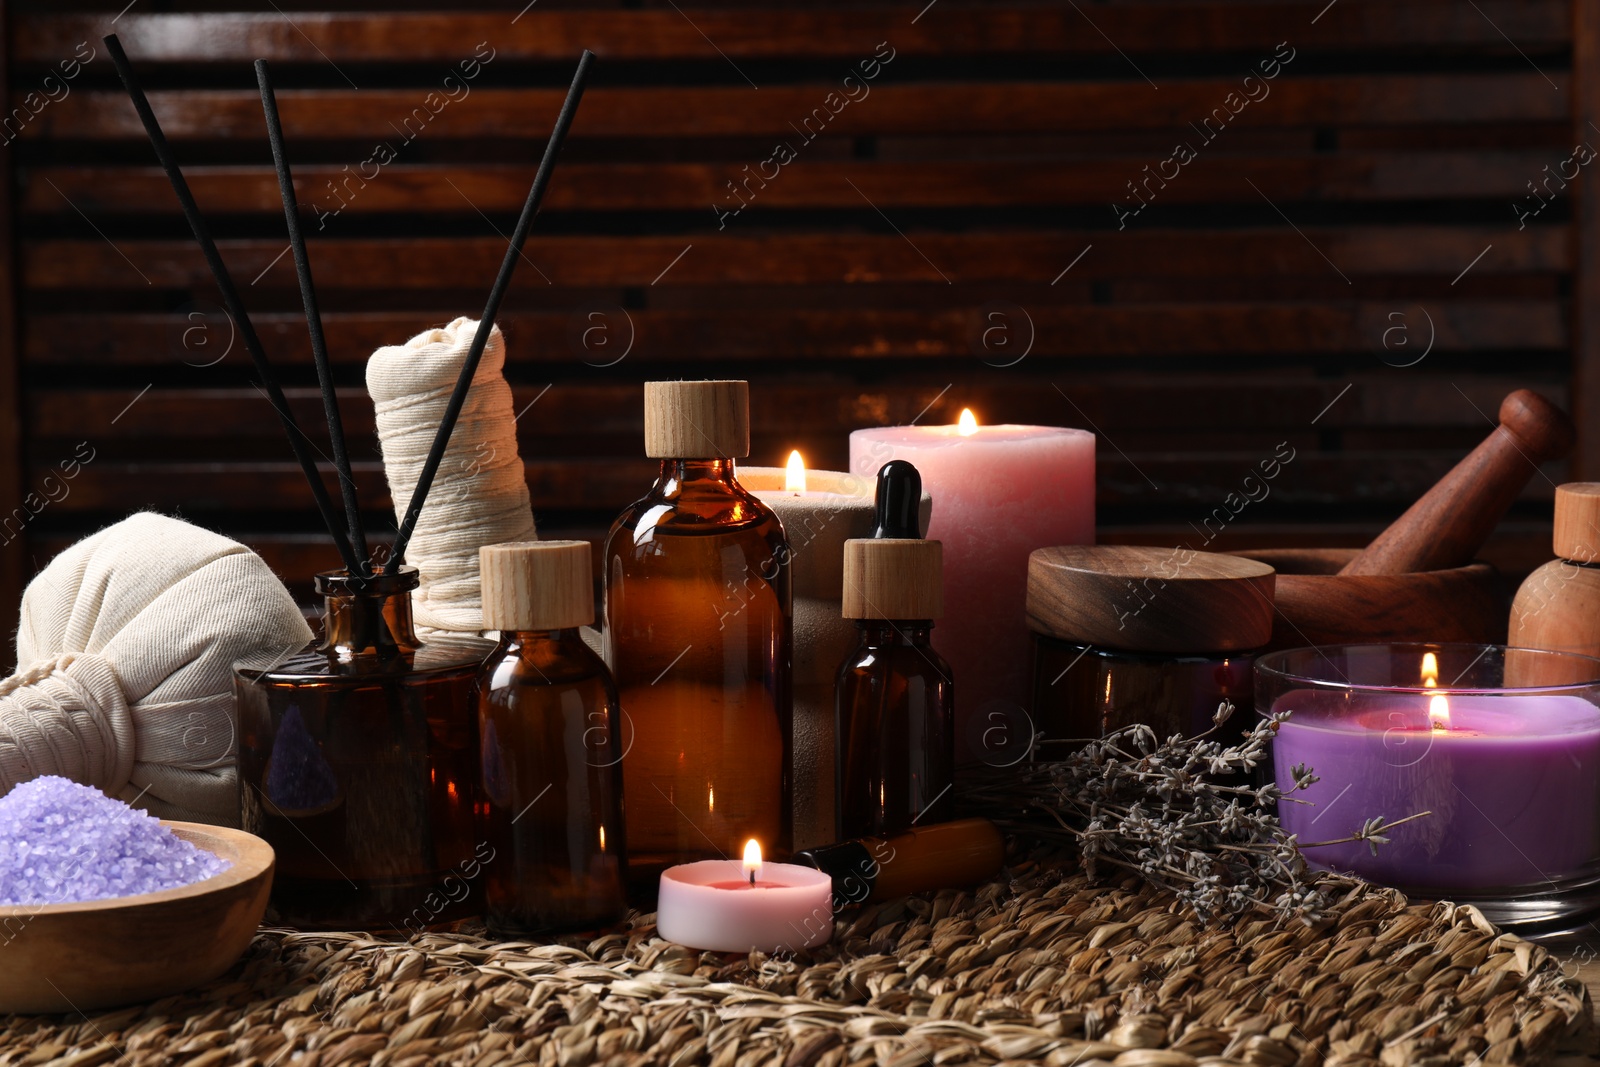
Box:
left=367, top=317, right=537, bottom=636
left=0, top=512, right=311, bottom=825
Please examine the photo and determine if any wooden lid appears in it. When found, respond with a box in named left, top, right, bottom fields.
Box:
left=480, top=540, right=593, bottom=631
left=1554, top=483, right=1600, bottom=563
left=842, top=539, right=943, bottom=619
left=644, top=380, right=749, bottom=458
left=1027, top=545, right=1275, bottom=653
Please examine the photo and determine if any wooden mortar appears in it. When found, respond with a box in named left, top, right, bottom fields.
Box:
left=1237, top=388, right=1572, bottom=651
left=1239, top=547, right=1503, bottom=651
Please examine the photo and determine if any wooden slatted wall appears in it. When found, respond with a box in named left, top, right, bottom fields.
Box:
left=1, top=1, right=1590, bottom=667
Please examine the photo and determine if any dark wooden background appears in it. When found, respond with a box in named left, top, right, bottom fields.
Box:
left=1, top=0, right=1595, bottom=670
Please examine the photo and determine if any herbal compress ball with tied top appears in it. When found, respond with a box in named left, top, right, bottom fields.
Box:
left=0, top=513, right=311, bottom=826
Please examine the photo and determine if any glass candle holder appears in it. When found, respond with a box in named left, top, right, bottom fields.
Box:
left=1260, top=643, right=1600, bottom=936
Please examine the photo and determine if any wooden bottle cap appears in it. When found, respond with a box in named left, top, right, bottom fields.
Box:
left=1027, top=545, right=1275, bottom=653
left=1554, top=483, right=1600, bottom=563
left=842, top=539, right=943, bottom=619
left=480, top=540, right=594, bottom=631
left=644, top=380, right=750, bottom=458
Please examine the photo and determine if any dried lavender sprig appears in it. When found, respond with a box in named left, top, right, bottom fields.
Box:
left=961, top=702, right=1425, bottom=925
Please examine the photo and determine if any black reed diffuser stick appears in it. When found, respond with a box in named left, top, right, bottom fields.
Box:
left=385, top=49, right=595, bottom=575
left=103, top=33, right=364, bottom=578
left=256, top=59, right=372, bottom=577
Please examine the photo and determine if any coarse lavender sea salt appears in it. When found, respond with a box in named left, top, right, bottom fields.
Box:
left=0, top=776, right=230, bottom=906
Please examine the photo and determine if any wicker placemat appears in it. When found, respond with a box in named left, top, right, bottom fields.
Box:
left=0, top=857, right=1590, bottom=1067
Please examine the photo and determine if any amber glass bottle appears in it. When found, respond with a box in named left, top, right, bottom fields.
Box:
left=477, top=541, right=627, bottom=936
left=603, top=380, right=792, bottom=901
left=837, top=619, right=954, bottom=838
left=234, top=567, right=487, bottom=931
left=835, top=534, right=952, bottom=840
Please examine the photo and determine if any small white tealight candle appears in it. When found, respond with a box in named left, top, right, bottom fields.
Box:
left=656, top=840, right=833, bottom=953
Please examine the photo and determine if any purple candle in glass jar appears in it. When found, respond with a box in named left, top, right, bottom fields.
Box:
left=1261, top=644, right=1600, bottom=933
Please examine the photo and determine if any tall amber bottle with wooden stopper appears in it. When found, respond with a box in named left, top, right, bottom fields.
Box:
left=1510, top=483, right=1600, bottom=662
left=478, top=541, right=627, bottom=936
left=836, top=464, right=952, bottom=839
left=603, top=380, right=793, bottom=901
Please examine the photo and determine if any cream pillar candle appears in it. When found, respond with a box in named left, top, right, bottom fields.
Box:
left=850, top=412, right=1094, bottom=765
left=744, top=454, right=929, bottom=848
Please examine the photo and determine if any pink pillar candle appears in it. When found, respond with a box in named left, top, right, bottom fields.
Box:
left=657, top=851, right=832, bottom=953
left=849, top=419, right=1094, bottom=763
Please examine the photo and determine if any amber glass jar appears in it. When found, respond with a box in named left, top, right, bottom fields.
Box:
left=603, top=381, right=792, bottom=901
left=235, top=568, right=489, bottom=931
left=478, top=542, right=627, bottom=936
left=1025, top=546, right=1275, bottom=755
left=1032, top=640, right=1255, bottom=744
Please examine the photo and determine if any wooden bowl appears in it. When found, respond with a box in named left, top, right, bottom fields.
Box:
left=1232, top=547, right=1505, bottom=652
left=0, top=822, right=273, bottom=1014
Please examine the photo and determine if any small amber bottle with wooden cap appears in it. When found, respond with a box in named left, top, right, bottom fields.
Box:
left=1510, top=483, right=1600, bottom=661
left=836, top=461, right=953, bottom=839
left=603, top=380, right=793, bottom=901
left=478, top=540, right=627, bottom=936
left=1026, top=546, right=1275, bottom=752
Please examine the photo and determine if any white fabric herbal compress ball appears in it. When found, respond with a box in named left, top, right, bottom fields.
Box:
left=367, top=317, right=538, bottom=637
left=0, top=513, right=311, bottom=826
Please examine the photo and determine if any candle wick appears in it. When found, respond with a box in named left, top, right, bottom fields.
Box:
left=748, top=869, right=755, bottom=887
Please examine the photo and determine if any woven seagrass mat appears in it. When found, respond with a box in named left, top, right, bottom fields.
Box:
left=0, top=857, right=1591, bottom=1067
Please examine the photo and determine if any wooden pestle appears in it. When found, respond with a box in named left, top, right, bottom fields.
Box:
left=1340, top=389, right=1575, bottom=575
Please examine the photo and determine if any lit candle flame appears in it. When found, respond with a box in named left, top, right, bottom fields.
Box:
left=957, top=408, right=979, bottom=436
left=1421, top=652, right=1438, bottom=688
left=743, top=839, right=762, bottom=886
left=1429, top=693, right=1451, bottom=731
left=598, top=825, right=606, bottom=851
left=784, top=449, right=807, bottom=493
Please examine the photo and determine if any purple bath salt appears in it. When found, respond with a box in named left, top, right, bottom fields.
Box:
left=0, top=776, right=231, bottom=906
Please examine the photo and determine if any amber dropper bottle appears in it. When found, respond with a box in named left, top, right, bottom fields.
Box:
left=603, top=380, right=793, bottom=902
left=477, top=541, right=628, bottom=936
left=835, top=461, right=954, bottom=839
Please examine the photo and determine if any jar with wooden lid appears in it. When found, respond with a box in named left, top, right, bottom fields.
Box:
left=1509, top=483, right=1600, bottom=664
left=477, top=541, right=627, bottom=936
left=1025, top=546, right=1275, bottom=753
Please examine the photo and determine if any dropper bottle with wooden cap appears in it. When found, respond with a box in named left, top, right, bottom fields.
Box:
left=602, top=380, right=793, bottom=902
left=836, top=460, right=953, bottom=839
left=478, top=541, right=627, bottom=935
left=1509, top=484, right=1600, bottom=661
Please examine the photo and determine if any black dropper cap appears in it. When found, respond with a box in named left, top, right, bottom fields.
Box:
left=871, top=460, right=922, bottom=539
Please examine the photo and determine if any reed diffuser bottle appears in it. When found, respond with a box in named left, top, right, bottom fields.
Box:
left=478, top=541, right=627, bottom=935
left=235, top=568, right=488, bottom=931
left=836, top=461, right=953, bottom=839
left=604, top=380, right=793, bottom=899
